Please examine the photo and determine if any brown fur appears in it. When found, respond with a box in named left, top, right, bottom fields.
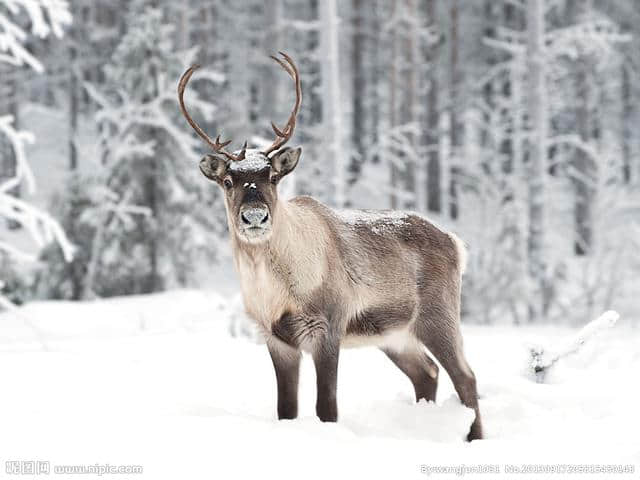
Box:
left=200, top=148, right=483, bottom=441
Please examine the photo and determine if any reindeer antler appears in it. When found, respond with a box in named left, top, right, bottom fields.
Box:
left=262, top=51, right=302, bottom=157
left=178, top=64, right=247, bottom=162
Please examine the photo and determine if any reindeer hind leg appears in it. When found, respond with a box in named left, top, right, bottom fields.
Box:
left=382, top=347, right=439, bottom=402
left=415, top=302, right=483, bottom=441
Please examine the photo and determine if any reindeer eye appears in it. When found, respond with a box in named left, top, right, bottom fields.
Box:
left=270, top=175, right=278, bottom=185
left=223, top=179, right=233, bottom=189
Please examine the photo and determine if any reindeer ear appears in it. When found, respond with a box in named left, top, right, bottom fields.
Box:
left=199, top=154, right=228, bottom=182
left=271, top=147, right=301, bottom=177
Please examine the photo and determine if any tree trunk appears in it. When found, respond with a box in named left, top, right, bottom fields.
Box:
left=621, top=63, right=631, bottom=184
left=449, top=0, right=460, bottom=219
left=401, top=0, right=417, bottom=210
left=425, top=0, right=441, bottom=213
left=389, top=3, right=399, bottom=209
left=567, top=0, right=596, bottom=256
left=141, top=65, right=162, bottom=294
left=1, top=69, right=21, bottom=230
left=319, top=0, right=346, bottom=207
left=69, top=38, right=78, bottom=171
left=349, top=0, right=365, bottom=193
left=573, top=68, right=595, bottom=256
left=501, top=1, right=518, bottom=176
left=525, top=0, right=548, bottom=321
left=145, top=162, right=160, bottom=293
left=177, top=2, right=190, bottom=50
left=369, top=1, right=381, bottom=166
left=226, top=4, right=252, bottom=141
left=261, top=0, right=282, bottom=133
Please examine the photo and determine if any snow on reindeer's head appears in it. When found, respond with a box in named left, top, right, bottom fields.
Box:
left=177, top=52, right=302, bottom=244
left=200, top=148, right=300, bottom=243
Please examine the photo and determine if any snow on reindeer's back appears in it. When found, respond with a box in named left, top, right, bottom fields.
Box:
left=335, top=208, right=412, bottom=235
left=334, top=208, right=452, bottom=237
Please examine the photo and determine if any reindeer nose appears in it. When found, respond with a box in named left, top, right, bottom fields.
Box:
left=240, top=207, right=269, bottom=226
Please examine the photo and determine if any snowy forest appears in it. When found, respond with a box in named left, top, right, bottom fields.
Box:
left=1, top=0, right=639, bottom=325
left=2, top=1, right=640, bottom=474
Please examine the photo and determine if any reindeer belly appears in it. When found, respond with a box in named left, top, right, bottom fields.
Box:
left=341, top=325, right=419, bottom=353
left=342, top=299, right=418, bottom=352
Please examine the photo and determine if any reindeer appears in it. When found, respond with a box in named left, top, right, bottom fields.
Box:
left=178, top=52, right=483, bottom=441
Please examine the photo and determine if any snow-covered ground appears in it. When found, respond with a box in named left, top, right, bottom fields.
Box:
left=0, top=290, right=638, bottom=479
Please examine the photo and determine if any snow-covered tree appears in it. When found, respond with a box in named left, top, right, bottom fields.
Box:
left=0, top=0, right=72, bottom=308
left=471, top=0, right=632, bottom=322
left=59, top=1, right=225, bottom=297
left=376, top=0, right=440, bottom=211
left=1, top=0, right=638, bottom=325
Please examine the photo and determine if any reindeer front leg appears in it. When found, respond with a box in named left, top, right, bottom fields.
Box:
left=271, top=312, right=338, bottom=422
left=267, top=339, right=300, bottom=420
left=312, top=336, right=340, bottom=422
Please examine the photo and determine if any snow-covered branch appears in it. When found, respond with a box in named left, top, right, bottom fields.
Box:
left=0, top=115, right=74, bottom=264
left=282, top=19, right=320, bottom=32
left=529, top=310, right=619, bottom=382
left=0, top=0, right=71, bottom=72
left=483, top=36, right=526, bottom=56
left=0, top=115, right=35, bottom=194
left=87, top=65, right=221, bottom=166
left=0, top=193, right=75, bottom=262
left=546, top=19, right=630, bottom=60
left=546, top=134, right=600, bottom=164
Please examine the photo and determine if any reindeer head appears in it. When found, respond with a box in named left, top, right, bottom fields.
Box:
left=178, top=52, right=302, bottom=244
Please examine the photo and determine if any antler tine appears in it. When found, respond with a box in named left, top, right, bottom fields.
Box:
left=269, top=54, right=294, bottom=77
left=178, top=65, right=244, bottom=162
left=236, top=141, right=248, bottom=161
left=278, top=51, right=297, bottom=76
left=263, top=52, right=302, bottom=157
left=214, top=135, right=232, bottom=149
left=270, top=121, right=285, bottom=137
